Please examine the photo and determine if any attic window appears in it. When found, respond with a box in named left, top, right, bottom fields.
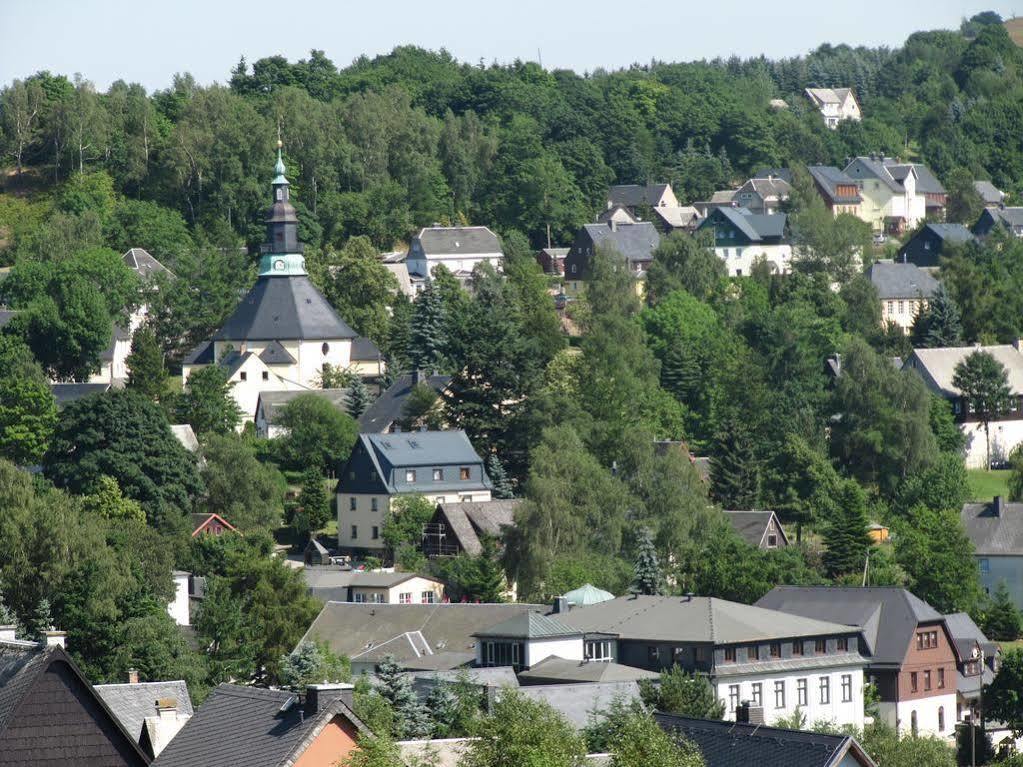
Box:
left=406, top=470, right=416, bottom=483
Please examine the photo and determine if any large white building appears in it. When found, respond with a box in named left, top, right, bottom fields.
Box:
left=406, top=225, right=504, bottom=289
left=182, top=145, right=382, bottom=423
left=805, top=87, right=862, bottom=128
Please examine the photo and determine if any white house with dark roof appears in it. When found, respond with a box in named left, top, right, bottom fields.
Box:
left=335, top=431, right=492, bottom=553
left=866, top=261, right=940, bottom=332
left=696, top=207, right=791, bottom=276
left=805, top=88, right=861, bottom=128
left=842, top=156, right=932, bottom=233
left=406, top=225, right=503, bottom=288
left=733, top=176, right=791, bottom=215
left=182, top=145, right=381, bottom=424
left=473, top=612, right=584, bottom=670
left=607, top=183, right=679, bottom=212
left=904, top=344, right=1023, bottom=468
left=961, top=496, right=1023, bottom=609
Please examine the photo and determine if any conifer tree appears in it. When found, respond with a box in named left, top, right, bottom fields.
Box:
left=296, top=468, right=330, bottom=534
left=125, top=326, right=166, bottom=399
left=631, top=527, right=663, bottom=596
left=425, top=682, right=459, bottom=738
left=912, top=284, right=963, bottom=348
left=347, top=377, right=373, bottom=419
left=984, top=581, right=1023, bottom=640
left=710, top=415, right=763, bottom=509
left=486, top=454, right=514, bottom=499
left=0, top=581, right=17, bottom=628
left=376, top=655, right=432, bottom=739
left=822, top=481, right=872, bottom=578
left=409, top=280, right=445, bottom=373
left=27, top=598, right=52, bottom=642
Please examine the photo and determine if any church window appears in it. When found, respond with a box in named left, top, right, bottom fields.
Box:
left=322, top=342, right=330, bottom=355
left=276, top=188, right=283, bottom=201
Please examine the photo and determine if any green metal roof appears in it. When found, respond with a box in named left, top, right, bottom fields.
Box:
left=563, top=583, right=614, bottom=607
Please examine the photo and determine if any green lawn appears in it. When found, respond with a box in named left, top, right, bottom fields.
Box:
left=966, top=469, right=1012, bottom=501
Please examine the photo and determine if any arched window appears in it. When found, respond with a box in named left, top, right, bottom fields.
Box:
left=322, top=342, right=330, bottom=355
left=276, top=188, right=283, bottom=201
left=910, top=710, right=918, bottom=736
left=938, top=706, right=945, bottom=732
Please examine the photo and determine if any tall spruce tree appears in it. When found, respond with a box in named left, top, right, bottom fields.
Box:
left=0, top=580, right=17, bottom=628
left=347, top=377, right=373, bottom=419
left=296, top=468, right=330, bottom=534
left=710, top=415, right=763, bottom=509
left=487, top=454, right=514, bottom=499
left=125, top=326, right=166, bottom=399
left=631, top=527, right=663, bottom=596
left=376, top=655, right=432, bottom=739
left=984, top=581, right=1023, bottom=640
left=27, top=598, right=52, bottom=641
left=912, top=284, right=963, bottom=348
left=409, top=280, right=445, bottom=373
left=822, top=481, right=872, bottom=579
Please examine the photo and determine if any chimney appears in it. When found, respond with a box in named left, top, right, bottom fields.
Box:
left=994, top=496, right=1004, bottom=518
left=411, top=369, right=421, bottom=386
left=735, top=701, right=765, bottom=725
left=305, top=683, right=355, bottom=717
left=552, top=597, right=569, bottom=614
left=156, top=698, right=178, bottom=721
left=610, top=219, right=618, bottom=232
left=0, top=625, right=16, bottom=642
left=44, top=630, right=66, bottom=649
left=128, top=668, right=140, bottom=685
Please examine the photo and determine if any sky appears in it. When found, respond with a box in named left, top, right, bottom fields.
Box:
left=0, top=0, right=1004, bottom=92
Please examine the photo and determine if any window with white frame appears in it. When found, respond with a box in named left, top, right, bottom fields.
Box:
left=819, top=676, right=830, bottom=704
left=751, top=683, right=762, bottom=707
left=728, top=685, right=740, bottom=712
left=797, top=678, right=808, bottom=706
left=369, top=593, right=384, bottom=604
left=405, top=470, right=416, bottom=483
left=841, top=674, right=852, bottom=702
left=421, top=591, right=436, bottom=604
left=353, top=592, right=366, bottom=603
left=774, top=680, right=785, bottom=709
left=433, top=468, right=443, bottom=481
left=399, top=592, right=412, bottom=604
left=585, top=640, right=613, bottom=662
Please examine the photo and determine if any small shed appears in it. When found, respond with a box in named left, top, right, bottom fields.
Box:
left=304, top=538, right=332, bottom=566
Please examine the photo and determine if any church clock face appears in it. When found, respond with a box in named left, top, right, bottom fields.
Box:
left=273, top=259, right=286, bottom=271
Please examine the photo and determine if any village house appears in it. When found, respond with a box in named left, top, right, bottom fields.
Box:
left=866, top=260, right=939, bottom=333
left=805, top=87, right=862, bottom=128
left=974, top=206, right=1023, bottom=238
left=335, top=431, right=492, bottom=554
left=898, top=223, right=974, bottom=269
left=421, top=499, right=520, bottom=558
left=562, top=221, right=661, bottom=297
left=0, top=630, right=150, bottom=766
left=942, top=611, right=1000, bottom=723
left=406, top=225, right=504, bottom=288
left=536, top=246, right=569, bottom=276
left=606, top=182, right=679, bottom=213
left=732, top=175, right=791, bottom=215
left=254, top=388, right=351, bottom=439
left=554, top=594, right=867, bottom=729
left=807, top=165, right=863, bottom=217
left=150, top=683, right=366, bottom=767
left=181, top=145, right=381, bottom=424
left=842, top=156, right=930, bottom=234
left=95, top=674, right=193, bottom=758
left=757, top=587, right=958, bottom=739
left=723, top=510, right=788, bottom=549
left=696, top=207, right=791, bottom=276
left=974, top=180, right=1006, bottom=208
left=356, top=371, right=451, bottom=433
left=961, top=496, right=1023, bottom=608
left=904, top=344, right=1023, bottom=468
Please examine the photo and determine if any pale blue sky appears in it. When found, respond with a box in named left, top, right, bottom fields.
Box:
left=0, top=0, right=1002, bottom=92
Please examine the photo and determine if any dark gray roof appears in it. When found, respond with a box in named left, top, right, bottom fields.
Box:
left=258, top=340, right=296, bottom=365
left=555, top=595, right=856, bottom=645
left=182, top=340, right=214, bottom=365
left=961, top=500, right=1023, bottom=555
left=515, top=682, right=642, bottom=729
left=756, top=587, right=943, bottom=667
left=922, top=222, right=974, bottom=245
left=150, top=684, right=366, bottom=767
left=433, top=500, right=520, bottom=556
left=414, top=226, right=502, bottom=256
left=723, top=510, right=787, bottom=548
left=655, top=713, right=876, bottom=767
left=408, top=667, right=518, bottom=688
left=474, top=612, right=580, bottom=640
left=974, top=181, right=1005, bottom=205
left=49, top=382, right=111, bottom=407
left=807, top=166, right=862, bottom=205
left=582, top=222, right=661, bottom=266
left=351, top=430, right=490, bottom=494
left=94, top=681, right=193, bottom=741
left=985, top=207, right=1023, bottom=229
left=608, top=184, right=671, bottom=208
left=257, top=389, right=350, bottom=424
left=123, top=248, right=173, bottom=281
left=357, top=374, right=450, bottom=433
left=219, top=350, right=254, bottom=378
left=303, top=603, right=543, bottom=665
left=517, top=657, right=660, bottom=684
left=701, top=207, right=787, bottom=241
left=351, top=336, right=381, bottom=361
left=214, top=275, right=357, bottom=342
left=886, top=162, right=945, bottom=196
left=866, top=261, right=940, bottom=300
left=843, top=157, right=903, bottom=193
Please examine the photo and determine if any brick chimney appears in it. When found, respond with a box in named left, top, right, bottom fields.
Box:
left=736, top=701, right=765, bottom=725
left=128, top=668, right=140, bottom=684
left=44, top=630, right=66, bottom=649
left=156, top=698, right=178, bottom=721
left=0, top=625, right=16, bottom=642
left=305, top=683, right=355, bottom=717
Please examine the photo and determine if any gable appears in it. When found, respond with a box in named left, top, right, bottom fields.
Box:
left=292, top=715, right=360, bottom=767
left=0, top=659, right=149, bottom=766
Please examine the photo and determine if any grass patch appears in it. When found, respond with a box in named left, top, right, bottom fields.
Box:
left=966, top=469, right=1012, bottom=502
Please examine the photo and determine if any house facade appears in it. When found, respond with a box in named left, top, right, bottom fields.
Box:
left=335, top=431, right=492, bottom=553
left=904, top=344, right=1023, bottom=468
left=866, top=261, right=939, bottom=333
left=807, top=165, right=863, bottom=217
left=805, top=88, right=862, bottom=128
left=723, top=510, right=788, bottom=549
left=555, top=595, right=867, bottom=729
left=842, top=157, right=928, bottom=234
left=606, top=183, right=679, bottom=213
left=757, top=587, right=959, bottom=739
left=406, top=226, right=504, bottom=286
left=897, top=223, right=974, bottom=269
left=733, top=176, right=791, bottom=215
left=961, top=496, right=1023, bottom=609
left=474, top=613, right=584, bottom=671
left=696, top=207, right=791, bottom=276
left=345, top=572, right=446, bottom=604
left=562, top=221, right=661, bottom=296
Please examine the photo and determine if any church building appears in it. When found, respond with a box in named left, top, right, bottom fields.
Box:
left=182, top=143, right=383, bottom=422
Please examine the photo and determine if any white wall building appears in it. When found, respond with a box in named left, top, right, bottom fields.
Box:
left=406, top=226, right=504, bottom=287
left=805, top=88, right=862, bottom=128
left=168, top=571, right=190, bottom=627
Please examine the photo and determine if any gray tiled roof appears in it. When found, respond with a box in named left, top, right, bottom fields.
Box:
left=844, top=157, right=903, bottom=193
left=905, top=345, right=1023, bottom=397
left=182, top=340, right=214, bottom=365
left=515, top=682, right=642, bottom=729
left=258, top=340, right=296, bottom=365
left=357, top=374, right=450, bottom=433
left=555, top=595, right=855, bottom=645
left=582, top=222, right=661, bottom=267
left=700, top=207, right=787, bottom=241
left=123, top=248, right=174, bottom=281
left=974, top=181, right=1005, bottom=205
left=49, top=382, right=111, bottom=407
left=885, top=162, right=945, bottom=195
left=655, top=713, right=876, bottom=767
left=415, top=226, right=502, bottom=256
left=214, top=275, right=357, bottom=342
left=302, top=603, right=543, bottom=664
left=517, top=657, right=660, bottom=684
left=756, top=587, right=942, bottom=667
left=987, top=207, right=1023, bottom=228
left=723, top=510, right=787, bottom=548
left=361, top=430, right=486, bottom=471
left=737, top=177, right=791, bottom=199
left=805, top=87, right=854, bottom=105
left=257, top=389, right=351, bottom=424
left=961, top=500, right=1023, bottom=555
left=351, top=336, right=381, bottom=361
left=922, top=222, right=974, bottom=245
left=150, top=684, right=365, bottom=767
left=434, top=500, right=520, bottom=556
left=474, top=612, right=580, bottom=640
left=94, top=681, right=193, bottom=741
left=866, top=261, right=939, bottom=300
left=807, top=166, right=862, bottom=204
left=347, top=572, right=441, bottom=589
left=607, top=184, right=670, bottom=208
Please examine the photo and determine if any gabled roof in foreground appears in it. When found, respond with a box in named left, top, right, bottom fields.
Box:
left=94, top=680, right=193, bottom=742
left=655, top=713, right=877, bottom=767
left=866, top=261, right=939, bottom=300
left=432, top=500, right=520, bottom=556
left=554, top=595, right=856, bottom=645
left=413, top=226, right=502, bottom=256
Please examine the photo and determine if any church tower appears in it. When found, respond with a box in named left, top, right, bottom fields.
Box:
left=261, top=141, right=305, bottom=275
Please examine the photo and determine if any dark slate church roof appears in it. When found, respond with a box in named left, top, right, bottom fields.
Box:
left=214, top=275, right=357, bottom=342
